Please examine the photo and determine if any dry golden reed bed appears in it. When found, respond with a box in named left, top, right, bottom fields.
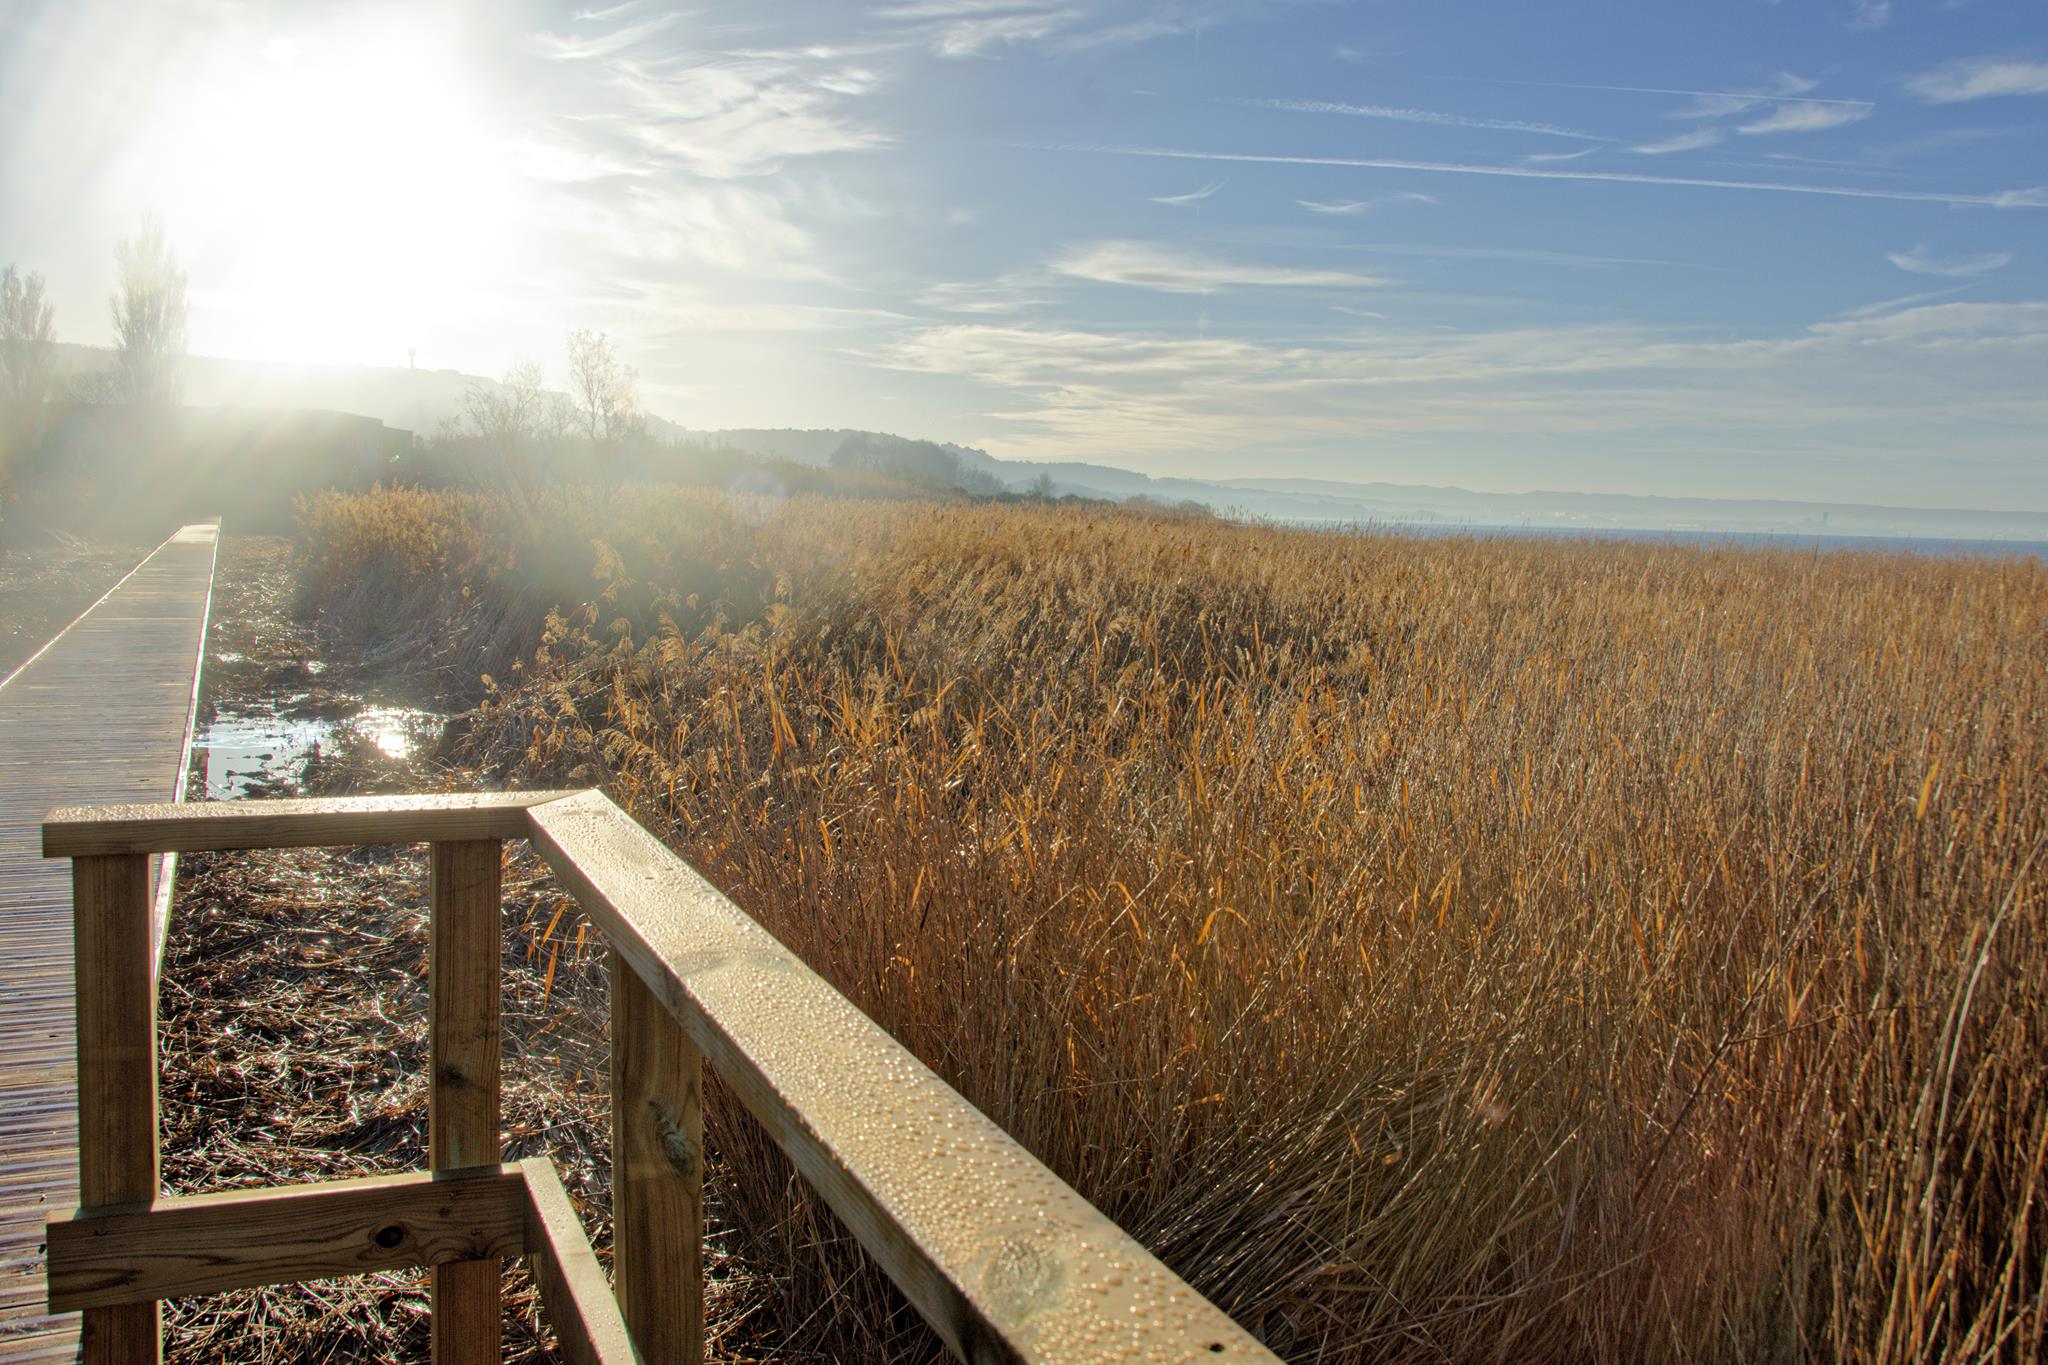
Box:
left=296, top=485, right=2047, bottom=1363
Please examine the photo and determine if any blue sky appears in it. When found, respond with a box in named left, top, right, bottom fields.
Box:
left=2, top=0, right=2045, bottom=505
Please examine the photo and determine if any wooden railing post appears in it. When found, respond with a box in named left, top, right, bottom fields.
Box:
left=46, top=792, right=1286, bottom=1363
left=73, top=853, right=161, bottom=1364
left=610, top=947, right=704, bottom=1363
left=429, top=840, right=503, bottom=1365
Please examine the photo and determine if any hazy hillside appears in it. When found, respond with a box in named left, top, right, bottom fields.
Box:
left=685, top=428, right=998, bottom=475
left=49, top=344, right=689, bottom=442
left=703, top=430, right=2048, bottom=542
left=54, top=343, right=471, bottom=436
left=42, top=348, right=2048, bottom=543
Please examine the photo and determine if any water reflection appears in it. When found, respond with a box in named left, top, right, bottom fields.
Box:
left=198, top=700, right=441, bottom=798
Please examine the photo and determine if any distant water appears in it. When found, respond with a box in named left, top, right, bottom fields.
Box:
left=1333, top=522, right=2048, bottom=560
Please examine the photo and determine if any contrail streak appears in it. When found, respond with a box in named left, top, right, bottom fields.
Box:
left=1026, top=142, right=2047, bottom=209
left=1411, top=74, right=1875, bottom=107
left=1231, top=98, right=1613, bottom=141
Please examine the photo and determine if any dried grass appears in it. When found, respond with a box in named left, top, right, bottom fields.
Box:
left=283, top=487, right=2048, bottom=1363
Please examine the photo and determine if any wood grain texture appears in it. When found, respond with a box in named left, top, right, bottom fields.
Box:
left=72, top=854, right=160, bottom=1364
left=611, top=946, right=703, bottom=1364
left=44, top=790, right=580, bottom=857
left=520, top=1159, right=640, bottom=1365
left=47, top=1166, right=527, bottom=1311
left=527, top=791, right=1280, bottom=1365
left=0, top=524, right=214, bottom=1359
left=430, top=839, right=505, bottom=1365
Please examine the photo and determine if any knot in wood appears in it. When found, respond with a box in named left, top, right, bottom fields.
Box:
left=650, top=1099, right=698, bottom=1178
left=980, top=1235, right=1059, bottom=1324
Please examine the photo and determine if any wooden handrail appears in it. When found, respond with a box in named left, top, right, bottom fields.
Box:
left=43, top=791, right=579, bottom=856
left=45, top=791, right=1281, bottom=1365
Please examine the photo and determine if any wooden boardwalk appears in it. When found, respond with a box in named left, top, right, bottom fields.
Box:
left=0, top=523, right=217, bottom=1361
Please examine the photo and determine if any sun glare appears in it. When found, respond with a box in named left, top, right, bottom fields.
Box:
left=150, top=10, right=523, bottom=368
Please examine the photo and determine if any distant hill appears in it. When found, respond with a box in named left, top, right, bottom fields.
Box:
left=683, top=428, right=995, bottom=472
left=48, top=344, right=690, bottom=442
left=53, top=343, right=467, bottom=436
left=696, top=429, right=2048, bottom=543
left=43, top=348, right=2048, bottom=543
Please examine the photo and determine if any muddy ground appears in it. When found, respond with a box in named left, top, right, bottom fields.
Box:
left=156, top=538, right=754, bottom=1362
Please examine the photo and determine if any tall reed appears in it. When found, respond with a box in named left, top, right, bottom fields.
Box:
left=299, top=486, right=2048, bottom=1363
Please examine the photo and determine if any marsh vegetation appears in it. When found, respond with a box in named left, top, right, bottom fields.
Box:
left=270, top=485, right=2048, bottom=1362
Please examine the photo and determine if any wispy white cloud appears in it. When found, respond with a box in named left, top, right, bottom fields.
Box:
left=1757, top=150, right=1892, bottom=172
left=875, top=0, right=1246, bottom=59
left=1045, top=142, right=2048, bottom=209
left=1667, top=72, right=1823, bottom=121
left=1832, top=287, right=1970, bottom=320
left=1419, top=73, right=1869, bottom=109
left=572, top=2, right=653, bottom=20
left=535, top=12, right=679, bottom=61
left=510, top=8, right=906, bottom=298
left=1887, top=244, right=2016, bottom=277
left=1524, top=147, right=1598, bottom=164
left=1295, top=192, right=1437, bottom=214
left=1203, top=230, right=1721, bottom=272
left=1151, top=180, right=1223, bottom=206
left=1905, top=56, right=2048, bottom=102
left=877, top=304, right=2048, bottom=468
left=932, top=8, right=1080, bottom=57
left=1738, top=101, right=1874, bottom=134
left=1319, top=240, right=1722, bottom=271
left=875, top=0, right=1041, bottom=14
left=1644, top=72, right=1879, bottom=140
left=1238, top=97, right=1611, bottom=141
left=555, top=177, right=830, bottom=279
left=1633, top=128, right=1724, bottom=154
left=1805, top=301, right=2048, bottom=343
left=603, top=64, right=891, bottom=177
left=917, top=276, right=1049, bottom=315
left=637, top=298, right=912, bottom=335
left=1848, top=0, right=1893, bottom=30
left=531, top=14, right=895, bottom=180
left=1061, top=13, right=1196, bottom=52
left=1051, top=240, right=1390, bottom=292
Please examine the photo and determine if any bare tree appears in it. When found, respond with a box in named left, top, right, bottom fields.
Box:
left=66, top=369, right=124, bottom=405
left=463, top=362, right=548, bottom=447
left=564, top=329, right=639, bottom=447
left=0, top=265, right=56, bottom=507
left=462, top=362, right=575, bottom=494
left=110, top=223, right=188, bottom=407
left=1, top=265, right=57, bottom=414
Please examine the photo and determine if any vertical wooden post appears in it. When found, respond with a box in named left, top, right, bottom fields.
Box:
left=611, top=947, right=704, bottom=1363
left=73, top=853, right=161, bottom=1364
left=430, top=840, right=503, bottom=1365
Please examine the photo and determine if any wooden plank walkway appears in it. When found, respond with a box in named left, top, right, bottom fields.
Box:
left=0, top=523, right=217, bottom=1361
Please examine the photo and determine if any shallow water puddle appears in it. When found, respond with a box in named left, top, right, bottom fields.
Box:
left=198, top=701, right=443, bottom=798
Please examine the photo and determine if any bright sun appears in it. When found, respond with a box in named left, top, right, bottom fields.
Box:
left=149, top=9, right=524, bottom=367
